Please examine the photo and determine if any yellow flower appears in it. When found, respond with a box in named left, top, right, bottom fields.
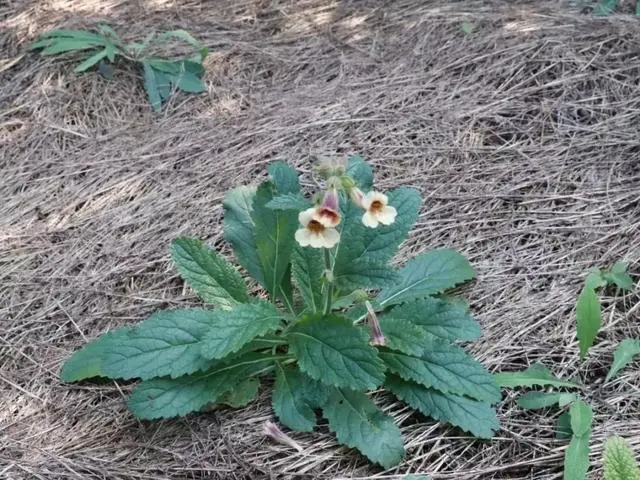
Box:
left=360, top=191, right=397, bottom=228
left=295, top=207, right=340, bottom=248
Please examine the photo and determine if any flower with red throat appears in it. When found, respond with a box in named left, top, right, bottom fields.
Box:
left=360, top=191, right=397, bottom=228
left=295, top=207, right=340, bottom=248
left=316, top=188, right=341, bottom=227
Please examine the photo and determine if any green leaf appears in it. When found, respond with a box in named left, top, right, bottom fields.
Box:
left=287, top=314, right=386, bottom=390
left=334, top=259, right=398, bottom=291
left=60, top=328, right=132, bottom=382
left=576, top=286, right=601, bottom=359
left=570, top=400, right=593, bottom=437
left=265, top=193, right=311, bottom=211
left=385, top=297, right=481, bottom=342
left=105, top=43, right=116, bottom=62
left=603, top=261, right=634, bottom=291
left=74, top=48, right=109, bottom=72
left=128, top=353, right=274, bottom=419
left=272, top=365, right=319, bottom=432
left=594, top=0, right=617, bottom=16
left=322, top=389, right=404, bottom=469
left=142, top=59, right=162, bottom=112
left=380, top=342, right=501, bottom=403
left=154, top=70, right=172, bottom=100
left=171, top=70, right=207, bottom=93
left=98, top=309, right=222, bottom=380
left=386, top=375, right=499, bottom=438
left=556, top=412, right=573, bottom=440
left=219, top=377, right=260, bottom=407
left=292, top=245, right=325, bottom=313
left=637, top=0, right=640, bottom=16
left=200, top=301, right=283, bottom=360
left=346, top=155, right=374, bottom=190
left=251, top=182, right=298, bottom=298
left=606, top=338, right=640, bottom=382
left=183, top=60, right=205, bottom=77
left=40, top=39, right=106, bottom=55
left=37, top=29, right=106, bottom=42
left=564, top=400, right=593, bottom=480
left=461, top=21, right=474, bottom=35
left=376, top=249, right=476, bottom=307
left=334, top=187, right=421, bottom=273
left=223, top=186, right=265, bottom=286
left=565, top=434, right=591, bottom=480
left=584, top=268, right=607, bottom=290
left=516, top=392, right=577, bottom=410
left=603, top=437, right=640, bottom=480
left=377, top=316, right=428, bottom=356
left=495, top=363, right=580, bottom=389
left=268, top=162, right=300, bottom=194
left=171, top=237, right=249, bottom=309
left=147, top=58, right=181, bottom=74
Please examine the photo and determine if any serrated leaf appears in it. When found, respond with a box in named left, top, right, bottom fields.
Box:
left=219, top=377, right=260, bottom=407
left=223, top=186, right=264, bottom=285
left=570, top=400, right=593, bottom=437
left=380, top=342, right=501, bottom=403
left=272, top=365, right=318, bottom=432
left=251, top=182, right=298, bottom=298
left=377, top=249, right=476, bottom=307
left=60, top=328, right=132, bottom=382
left=97, top=309, right=223, bottom=380
left=322, top=389, right=404, bottom=469
left=292, top=245, right=324, bottom=313
left=268, top=162, right=300, bottom=194
left=516, top=392, right=577, bottom=410
left=200, top=301, right=283, bottom=360
left=74, top=48, right=109, bottom=72
left=334, top=259, right=398, bottom=291
left=495, top=363, right=580, bottom=389
left=171, top=237, right=249, bottom=309
left=604, top=437, right=640, bottom=480
left=556, top=411, right=573, bottom=440
left=377, top=317, right=428, bottom=356
left=606, top=338, right=640, bottom=382
left=287, top=314, right=386, bottom=390
left=594, top=0, right=617, bottom=16
left=142, top=59, right=162, bottom=112
left=386, top=375, right=499, bottom=438
left=346, top=155, right=374, bottom=190
left=564, top=400, right=593, bottom=480
left=334, top=187, right=420, bottom=274
left=576, top=286, right=601, bottom=359
left=603, top=261, right=634, bottom=291
left=385, top=297, right=481, bottom=342
left=128, top=353, right=274, bottom=419
left=266, top=193, right=311, bottom=211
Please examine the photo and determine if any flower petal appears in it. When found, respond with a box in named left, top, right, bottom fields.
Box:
left=321, top=228, right=340, bottom=248
left=295, top=228, right=313, bottom=246
left=362, top=211, right=379, bottom=228
left=376, top=206, right=397, bottom=225
left=317, top=207, right=341, bottom=227
left=298, top=208, right=317, bottom=226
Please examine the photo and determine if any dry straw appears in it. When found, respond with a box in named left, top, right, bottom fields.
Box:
left=1, top=0, right=639, bottom=478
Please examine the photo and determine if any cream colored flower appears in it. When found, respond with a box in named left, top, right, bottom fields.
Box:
left=361, top=191, right=397, bottom=228
left=316, top=188, right=341, bottom=227
left=295, top=207, right=340, bottom=248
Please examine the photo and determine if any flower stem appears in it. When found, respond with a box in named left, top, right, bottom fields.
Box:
left=323, top=248, right=334, bottom=315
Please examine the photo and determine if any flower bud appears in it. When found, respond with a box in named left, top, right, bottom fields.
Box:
left=365, top=301, right=386, bottom=346
left=263, top=421, right=304, bottom=452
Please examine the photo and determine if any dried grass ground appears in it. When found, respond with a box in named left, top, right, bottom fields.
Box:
left=1, top=0, right=640, bottom=478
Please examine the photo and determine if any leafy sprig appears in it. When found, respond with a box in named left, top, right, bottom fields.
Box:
left=28, top=26, right=208, bottom=111
left=60, top=156, right=498, bottom=468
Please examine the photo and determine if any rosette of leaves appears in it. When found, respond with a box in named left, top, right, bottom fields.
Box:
left=28, top=26, right=208, bottom=111
left=60, top=156, right=500, bottom=468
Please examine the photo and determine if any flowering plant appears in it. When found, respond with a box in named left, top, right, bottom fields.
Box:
left=61, top=156, right=499, bottom=468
